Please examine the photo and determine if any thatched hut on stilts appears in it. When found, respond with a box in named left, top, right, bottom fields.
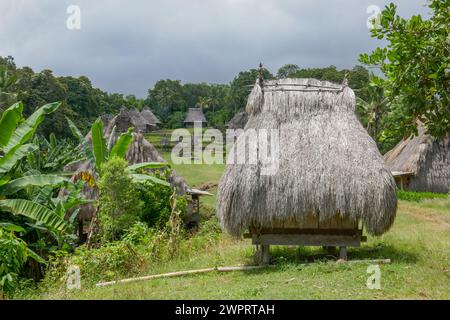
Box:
left=216, top=70, right=397, bottom=263
left=384, top=125, right=449, bottom=193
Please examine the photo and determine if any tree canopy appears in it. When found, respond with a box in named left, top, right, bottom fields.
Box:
left=1, top=55, right=376, bottom=138
left=360, top=0, right=449, bottom=138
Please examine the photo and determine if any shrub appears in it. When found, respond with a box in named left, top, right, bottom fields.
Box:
left=167, top=111, right=184, bottom=129
left=37, top=241, right=146, bottom=291
left=135, top=181, right=173, bottom=228
left=71, top=242, right=146, bottom=283
left=0, top=225, right=44, bottom=295
left=98, top=157, right=143, bottom=242
left=397, top=190, right=448, bottom=202
left=121, top=221, right=153, bottom=245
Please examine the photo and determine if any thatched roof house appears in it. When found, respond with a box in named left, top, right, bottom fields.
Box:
left=184, top=108, right=207, bottom=127
left=128, top=107, right=151, bottom=133
left=384, top=126, right=449, bottom=193
left=226, top=111, right=248, bottom=130
left=217, top=78, right=397, bottom=237
left=141, top=107, right=161, bottom=130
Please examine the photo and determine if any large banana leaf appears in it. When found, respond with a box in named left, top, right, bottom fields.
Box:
left=0, top=143, right=38, bottom=175
left=66, top=116, right=95, bottom=165
left=66, top=116, right=85, bottom=142
left=0, top=174, right=68, bottom=195
left=33, top=185, right=54, bottom=205
left=0, top=199, right=69, bottom=232
left=126, top=162, right=168, bottom=172
left=26, top=247, right=46, bottom=264
left=130, top=173, right=171, bottom=187
left=4, top=102, right=60, bottom=153
left=0, top=102, right=23, bottom=148
left=110, top=128, right=133, bottom=159
left=0, top=222, right=25, bottom=232
left=0, top=174, right=11, bottom=187
left=91, top=118, right=107, bottom=171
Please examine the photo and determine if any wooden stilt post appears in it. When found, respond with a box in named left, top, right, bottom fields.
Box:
left=261, top=245, right=270, bottom=265
left=339, top=246, right=347, bottom=260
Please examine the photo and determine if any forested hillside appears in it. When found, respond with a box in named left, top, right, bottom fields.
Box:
left=1, top=56, right=385, bottom=144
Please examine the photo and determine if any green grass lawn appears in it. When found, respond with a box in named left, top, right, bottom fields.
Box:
left=161, top=150, right=224, bottom=213
left=29, top=132, right=450, bottom=300
left=40, top=199, right=450, bottom=300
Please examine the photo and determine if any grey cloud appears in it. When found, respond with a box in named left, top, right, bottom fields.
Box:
left=0, top=0, right=429, bottom=97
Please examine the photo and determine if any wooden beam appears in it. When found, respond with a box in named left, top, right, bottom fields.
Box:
left=257, top=228, right=362, bottom=236
left=252, top=234, right=362, bottom=247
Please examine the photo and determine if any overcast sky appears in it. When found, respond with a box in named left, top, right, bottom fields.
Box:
left=0, top=0, right=429, bottom=97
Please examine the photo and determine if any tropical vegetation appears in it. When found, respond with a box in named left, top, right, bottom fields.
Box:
left=0, top=0, right=448, bottom=300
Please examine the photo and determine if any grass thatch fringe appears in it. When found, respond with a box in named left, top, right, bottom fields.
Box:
left=217, top=78, right=397, bottom=237
left=384, top=125, right=450, bottom=193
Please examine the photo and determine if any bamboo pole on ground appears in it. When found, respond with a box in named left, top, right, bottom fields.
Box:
left=95, top=259, right=391, bottom=288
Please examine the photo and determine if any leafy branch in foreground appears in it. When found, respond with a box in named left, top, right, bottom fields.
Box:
left=359, top=0, right=449, bottom=138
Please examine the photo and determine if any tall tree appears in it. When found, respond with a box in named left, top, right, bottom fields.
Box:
left=276, top=64, right=300, bottom=78
left=0, top=66, right=19, bottom=112
left=359, top=0, right=449, bottom=138
left=228, top=67, right=274, bottom=113
left=146, top=79, right=186, bottom=124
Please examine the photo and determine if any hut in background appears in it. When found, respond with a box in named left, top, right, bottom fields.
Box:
left=128, top=107, right=151, bottom=133
left=226, top=111, right=248, bottom=130
left=141, top=107, right=162, bottom=130
left=184, top=108, right=208, bottom=128
left=216, top=76, right=397, bottom=263
left=384, top=126, right=449, bottom=193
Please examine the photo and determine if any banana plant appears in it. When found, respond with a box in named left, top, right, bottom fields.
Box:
left=0, top=101, right=71, bottom=232
left=26, top=135, right=84, bottom=174
left=67, top=117, right=170, bottom=186
left=0, top=65, right=19, bottom=113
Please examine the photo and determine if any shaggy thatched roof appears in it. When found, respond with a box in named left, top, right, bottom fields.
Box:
left=227, top=111, right=248, bottom=130
left=141, top=107, right=161, bottom=126
left=384, top=125, right=449, bottom=193
left=128, top=107, right=150, bottom=132
left=65, top=113, right=189, bottom=221
left=216, top=78, right=397, bottom=237
left=184, top=108, right=207, bottom=124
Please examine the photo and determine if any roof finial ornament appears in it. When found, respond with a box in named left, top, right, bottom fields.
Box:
left=257, top=62, right=264, bottom=88
left=342, top=70, right=349, bottom=87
